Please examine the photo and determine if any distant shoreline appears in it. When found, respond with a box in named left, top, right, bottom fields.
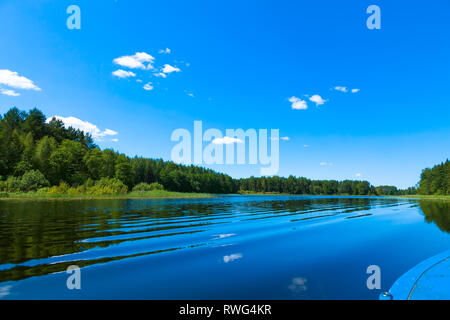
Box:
left=237, top=192, right=450, bottom=201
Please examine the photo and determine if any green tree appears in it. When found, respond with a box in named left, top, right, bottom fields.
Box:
left=49, top=140, right=86, bottom=184
left=23, top=108, right=47, bottom=140
left=84, top=148, right=103, bottom=180
left=101, top=149, right=117, bottom=178
left=22, top=132, right=35, bottom=163
left=34, top=136, right=57, bottom=180
left=115, top=155, right=133, bottom=188
left=20, top=170, right=49, bottom=191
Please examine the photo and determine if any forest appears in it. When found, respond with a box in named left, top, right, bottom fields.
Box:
left=417, top=160, right=449, bottom=195
left=237, top=176, right=416, bottom=196
left=0, top=107, right=440, bottom=196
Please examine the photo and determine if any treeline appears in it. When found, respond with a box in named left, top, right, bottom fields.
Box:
left=418, top=160, right=449, bottom=195
left=0, top=107, right=415, bottom=196
left=0, top=107, right=236, bottom=194
left=237, top=176, right=415, bottom=195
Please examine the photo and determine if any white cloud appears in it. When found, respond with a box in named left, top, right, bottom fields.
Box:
left=111, top=138, right=119, bottom=142
left=303, top=144, right=309, bottom=148
left=0, top=69, right=41, bottom=91
left=320, top=161, right=333, bottom=166
left=136, top=79, right=143, bottom=83
left=112, top=69, right=136, bottom=78
left=102, top=128, right=118, bottom=136
left=333, top=87, right=359, bottom=93
left=46, top=116, right=118, bottom=141
left=158, top=48, right=171, bottom=54
left=212, top=136, right=243, bottom=145
left=289, top=96, right=308, bottom=110
left=334, top=86, right=348, bottom=92
left=143, top=82, right=154, bottom=91
left=154, top=72, right=167, bottom=78
left=1, top=89, right=20, bottom=96
left=223, top=253, right=242, bottom=263
left=271, top=136, right=290, bottom=141
left=355, top=173, right=362, bottom=178
left=309, top=94, right=326, bottom=106
left=184, top=90, right=194, bottom=97
left=162, top=64, right=181, bottom=74
left=113, top=52, right=155, bottom=70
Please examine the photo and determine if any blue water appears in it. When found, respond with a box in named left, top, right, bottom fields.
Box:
left=0, top=196, right=448, bottom=299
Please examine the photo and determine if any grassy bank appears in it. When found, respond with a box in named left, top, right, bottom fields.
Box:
left=0, top=190, right=214, bottom=200
left=1, top=190, right=448, bottom=201
left=387, top=195, right=450, bottom=201
left=239, top=191, right=387, bottom=197
left=238, top=191, right=292, bottom=195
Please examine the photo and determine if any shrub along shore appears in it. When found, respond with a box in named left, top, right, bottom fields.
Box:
left=0, top=190, right=213, bottom=200
left=0, top=180, right=213, bottom=200
left=386, top=194, right=450, bottom=201
left=2, top=191, right=448, bottom=201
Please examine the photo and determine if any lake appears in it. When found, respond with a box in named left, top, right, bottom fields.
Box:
left=0, top=196, right=448, bottom=299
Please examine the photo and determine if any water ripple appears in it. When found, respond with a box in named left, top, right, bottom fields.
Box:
left=0, top=196, right=427, bottom=283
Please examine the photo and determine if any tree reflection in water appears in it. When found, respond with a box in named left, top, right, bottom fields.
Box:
left=419, top=200, right=450, bottom=233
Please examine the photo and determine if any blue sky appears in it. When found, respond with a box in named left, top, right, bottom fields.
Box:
left=0, top=0, right=449, bottom=188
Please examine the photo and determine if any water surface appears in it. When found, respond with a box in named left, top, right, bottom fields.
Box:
left=0, top=196, right=448, bottom=299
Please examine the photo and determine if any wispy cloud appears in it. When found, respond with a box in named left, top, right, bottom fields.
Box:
left=154, top=72, right=167, bottom=78
left=46, top=116, right=118, bottom=141
left=355, top=173, right=362, bottom=177
left=309, top=94, right=327, bottom=106
left=271, top=136, right=290, bottom=141
left=289, top=96, right=308, bottom=110
left=0, top=69, right=41, bottom=91
left=334, top=86, right=348, bottom=92
left=184, top=90, right=194, bottom=97
left=320, top=161, right=333, bottom=166
left=212, top=137, right=243, bottom=145
left=143, top=82, right=154, bottom=91
left=0, top=88, right=20, bottom=96
left=112, top=69, right=136, bottom=78
left=333, top=86, right=359, bottom=94
left=158, top=48, right=171, bottom=54
left=162, top=64, right=180, bottom=74
left=113, top=52, right=155, bottom=70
